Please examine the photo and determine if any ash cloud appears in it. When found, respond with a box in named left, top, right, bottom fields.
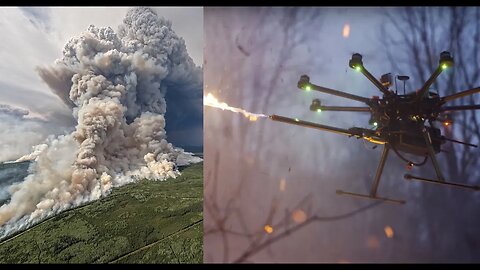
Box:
left=0, top=7, right=202, bottom=237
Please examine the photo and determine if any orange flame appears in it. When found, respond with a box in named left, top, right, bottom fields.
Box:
left=204, top=93, right=267, bottom=121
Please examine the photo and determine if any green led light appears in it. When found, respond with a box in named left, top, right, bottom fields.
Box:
left=441, top=63, right=448, bottom=70
left=305, top=85, right=312, bottom=91
left=355, top=66, right=361, bottom=72
left=373, top=122, right=378, bottom=126
left=317, top=109, right=322, bottom=113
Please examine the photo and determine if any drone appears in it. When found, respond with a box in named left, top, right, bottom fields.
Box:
left=269, top=51, right=480, bottom=204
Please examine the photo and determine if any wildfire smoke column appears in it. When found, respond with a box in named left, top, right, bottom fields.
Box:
left=0, top=7, right=202, bottom=237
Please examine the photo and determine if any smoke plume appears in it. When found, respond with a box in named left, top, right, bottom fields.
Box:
left=0, top=7, right=202, bottom=237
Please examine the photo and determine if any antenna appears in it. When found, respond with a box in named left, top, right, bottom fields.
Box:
left=397, top=75, right=410, bottom=95
left=394, top=76, right=398, bottom=94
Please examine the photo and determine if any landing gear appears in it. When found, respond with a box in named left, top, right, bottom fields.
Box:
left=404, top=174, right=480, bottom=191
left=337, top=144, right=406, bottom=204
left=403, top=127, right=480, bottom=191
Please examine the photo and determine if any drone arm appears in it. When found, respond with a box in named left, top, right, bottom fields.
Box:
left=317, top=106, right=371, bottom=112
left=307, top=83, right=371, bottom=104
left=347, top=53, right=390, bottom=96
left=442, top=87, right=480, bottom=103
left=416, top=66, right=443, bottom=101
left=268, top=114, right=365, bottom=137
left=405, top=174, right=480, bottom=191
left=359, top=67, right=391, bottom=96
left=441, top=104, right=480, bottom=112
left=416, top=51, right=455, bottom=101
left=297, top=75, right=371, bottom=104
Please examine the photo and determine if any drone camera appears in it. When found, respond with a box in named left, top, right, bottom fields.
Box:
left=439, top=51, right=454, bottom=69
left=310, top=98, right=322, bottom=112
left=298, top=75, right=311, bottom=90
left=349, top=53, right=363, bottom=70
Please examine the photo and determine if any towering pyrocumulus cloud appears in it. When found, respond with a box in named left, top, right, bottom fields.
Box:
left=0, top=7, right=202, bottom=237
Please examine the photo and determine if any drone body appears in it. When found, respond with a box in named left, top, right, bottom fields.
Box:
left=270, top=52, right=480, bottom=204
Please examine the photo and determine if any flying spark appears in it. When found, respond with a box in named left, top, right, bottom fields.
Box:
left=384, top=226, right=394, bottom=238
left=204, top=93, right=267, bottom=121
left=279, top=178, right=286, bottom=191
left=264, top=225, right=274, bottom=234
left=343, top=24, right=350, bottom=38
left=292, top=209, right=307, bottom=224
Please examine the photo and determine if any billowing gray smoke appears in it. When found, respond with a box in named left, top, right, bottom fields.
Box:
left=0, top=7, right=202, bottom=237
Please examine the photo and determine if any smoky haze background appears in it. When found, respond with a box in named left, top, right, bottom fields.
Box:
left=204, top=7, right=480, bottom=262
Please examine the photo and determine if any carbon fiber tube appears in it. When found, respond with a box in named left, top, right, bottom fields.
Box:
left=442, top=88, right=480, bottom=102
left=416, top=66, right=443, bottom=101
left=360, top=67, right=391, bottom=96
left=318, top=106, right=371, bottom=112
left=442, top=104, right=480, bottom=111
left=404, top=174, right=480, bottom=191
left=269, top=114, right=358, bottom=137
left=441, top=136, right=478, bottom=147
left=309, top=84, right=371, bottom=104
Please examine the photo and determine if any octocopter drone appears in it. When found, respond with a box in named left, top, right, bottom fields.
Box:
left=269, top=51, right=480, bottom=204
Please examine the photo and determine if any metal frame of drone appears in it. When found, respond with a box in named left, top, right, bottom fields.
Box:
left=269, top=51, right=480, bottom=204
